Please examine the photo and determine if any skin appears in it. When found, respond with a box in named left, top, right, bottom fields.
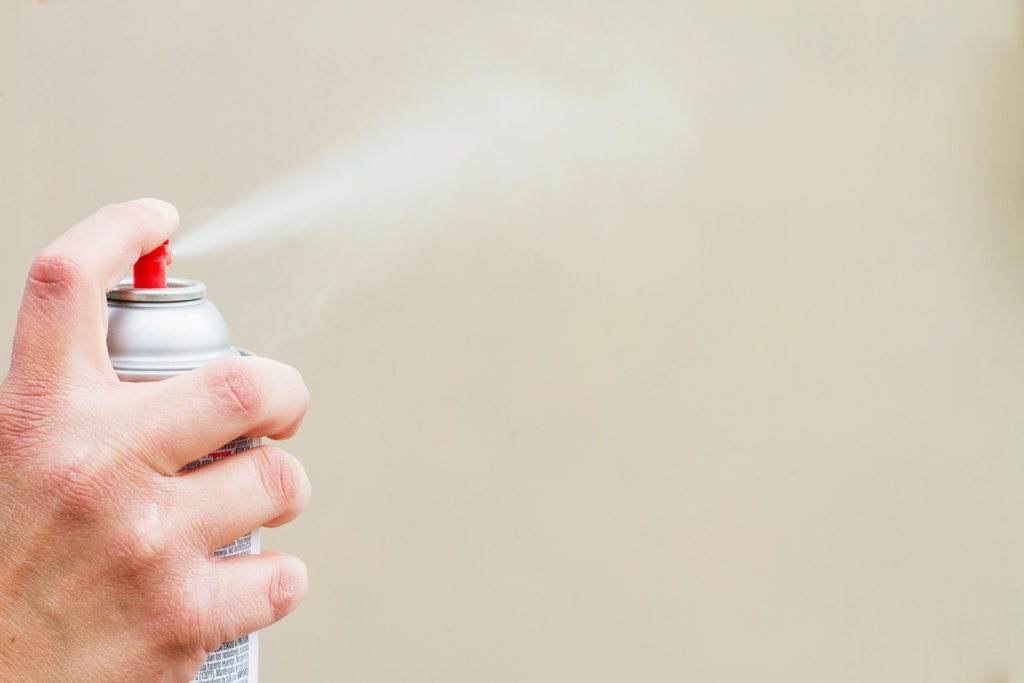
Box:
left=0, top=199, right=312, bottom=682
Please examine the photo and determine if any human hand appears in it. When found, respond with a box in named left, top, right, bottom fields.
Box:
left=0, top=200, right=311, bottom=682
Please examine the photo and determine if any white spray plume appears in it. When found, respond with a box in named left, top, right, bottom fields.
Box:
left=173, top=80, right=598, bottom=260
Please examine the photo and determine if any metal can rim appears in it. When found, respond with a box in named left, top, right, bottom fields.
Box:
left=107, top=277, right=206, bottom=303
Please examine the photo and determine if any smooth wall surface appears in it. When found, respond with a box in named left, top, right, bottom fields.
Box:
left=3, top=2, right=1024, bottom=681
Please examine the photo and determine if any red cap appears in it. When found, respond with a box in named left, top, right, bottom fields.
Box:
left=134, top=240, right=170, bottom=288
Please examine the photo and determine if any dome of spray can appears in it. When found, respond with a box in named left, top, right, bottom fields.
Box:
left=107, top=241, right=261, bottom=683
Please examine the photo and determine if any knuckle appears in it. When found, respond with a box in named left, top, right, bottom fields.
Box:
left=253, top=447, right=306, bottom=513
left=208, top=361, right=264, bottom=421
left=107, top=500, right=170, bottom=575
left=268, top=558, right=306, bottom=622
left=26, top=250, right=87, bottom=302
left=41, top=451, right=109, bottom=527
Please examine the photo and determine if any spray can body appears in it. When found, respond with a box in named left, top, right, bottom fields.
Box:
left=106, top=278, right=260, bottom=683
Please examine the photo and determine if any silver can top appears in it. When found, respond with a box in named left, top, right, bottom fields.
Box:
left=107, top=277, right=206, bottom=303
left=107, top=277, right=240, bottom=380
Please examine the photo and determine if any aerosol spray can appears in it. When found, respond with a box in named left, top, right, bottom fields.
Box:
left=106, top=241, right=260, bottom=683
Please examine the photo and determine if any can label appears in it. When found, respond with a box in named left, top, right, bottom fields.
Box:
left=187, top=436, right=261, bottom=683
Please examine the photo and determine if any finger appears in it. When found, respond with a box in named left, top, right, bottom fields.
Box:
left=121, top=355, right=309, bottom=474
left=203, top=552, right=308, bottom=649
left=176, top=444, right=311, bottom=552
left=10, top=199, right=179, bottom=386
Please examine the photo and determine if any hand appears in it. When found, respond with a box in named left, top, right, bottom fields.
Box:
left=0, top=200, right=311, bottom=682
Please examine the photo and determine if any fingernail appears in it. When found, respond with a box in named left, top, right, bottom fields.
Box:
left=129, top=197, right=179, bottom=223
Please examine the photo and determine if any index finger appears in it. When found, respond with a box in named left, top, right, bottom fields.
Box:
left=9, top=199, right=179, bottom=388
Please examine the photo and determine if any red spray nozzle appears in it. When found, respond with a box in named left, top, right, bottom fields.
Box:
left=134, top=240, right=171, bottom=288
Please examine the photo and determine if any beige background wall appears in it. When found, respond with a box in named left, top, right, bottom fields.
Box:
left=3, top=1, right=1024, bottom=681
